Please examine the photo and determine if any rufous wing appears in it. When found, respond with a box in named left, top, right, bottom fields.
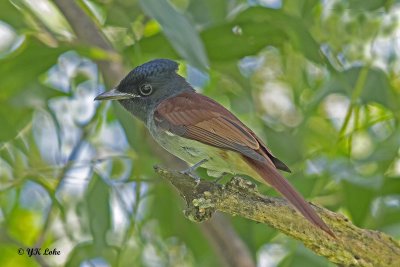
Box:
left=154, top=91, right=333, bottom=236
left=155, top=91, right=289, bottom=168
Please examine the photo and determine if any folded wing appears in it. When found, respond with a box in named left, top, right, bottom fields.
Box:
left=154, top=91, right=289, bottom=169
left=154, top=91, right=334, bottom=237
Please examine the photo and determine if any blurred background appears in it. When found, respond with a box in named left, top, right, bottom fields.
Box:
left=0, top=0, right=400, bottom=266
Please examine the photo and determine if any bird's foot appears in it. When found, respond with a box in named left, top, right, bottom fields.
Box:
left=182, top=171, right=201, bottom=186
left=180, top=159, right=208, bottom=186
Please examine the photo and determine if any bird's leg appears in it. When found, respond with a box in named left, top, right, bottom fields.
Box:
left=180, top=159, right=208, bottom=185
left=184, top=158, right=208, bottom=174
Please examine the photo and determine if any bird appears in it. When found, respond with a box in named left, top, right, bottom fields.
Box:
left=95, top=58, right=334, bottom=237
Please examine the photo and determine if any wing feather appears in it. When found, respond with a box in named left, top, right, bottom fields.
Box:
left=153, top=91, right=334, bottom=235
left=154, top=91, right=289, bottom=169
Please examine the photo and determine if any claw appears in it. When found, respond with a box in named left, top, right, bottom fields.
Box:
left=180, top=159, right=208, bottom=186
left=180, top=169, right=200, bottom=180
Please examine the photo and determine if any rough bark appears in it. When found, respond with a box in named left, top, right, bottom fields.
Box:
left=155, top=166, right=400, bottom=267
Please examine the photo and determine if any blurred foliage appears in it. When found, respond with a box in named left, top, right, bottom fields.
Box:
left=0, top=0, right=400, bottom=266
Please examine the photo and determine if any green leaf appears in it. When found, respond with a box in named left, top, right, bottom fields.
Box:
left=342, top=180, right=376, bottom=226
left=0, top=1, right=26, bottom=29
left=0, top=38, right=68, bottom=142
left=380, top=176, right=400, bottom=195
left=128, top=33, right=179, bottom=64
left=202, top=22, right=283, bottom=62
left=373, top=195, right=400, bottom=230
left=315, top=67, right=396, bottom=109
left=135, top=7, right=323, bottom=65
left=110, top=158, right=126, bottom=179
left=0, top=84, right=67, bottom=143
left=7, top=206, right=41, bottom=245
left=283, top=0, right=320, bottom=24
left=0, top=105, right=32, bottom=143
left=261, top=127, right=304, bottom=165
left=348, top=0, right=388, bottom=11
left=86, top=174, right=111, bottom=245
left=187, top=0, right=228, bottom=27
left=65, top=242, right=118, bottom=267
left=279, top=242, right=333, bottom=267
left=231, top=216, right=277, bottom=252
left=362, top=126, right=400, bottom=170
left=105, top=5, right=134, bottom=26
left=139, top=0, right=209, bottom=70
left=0, top=38, right=68, bottom=99
left=202, top=7, right=323, bottom=63
left=0, top=244, right=39, bottom=267
left=102, top=0, right=143, bottom=27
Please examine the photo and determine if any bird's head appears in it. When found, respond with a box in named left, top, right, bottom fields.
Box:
left=95, top=59, right=190, bottom=121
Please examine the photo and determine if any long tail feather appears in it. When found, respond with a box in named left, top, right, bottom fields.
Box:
left=244, top=157, right=335, bottom=237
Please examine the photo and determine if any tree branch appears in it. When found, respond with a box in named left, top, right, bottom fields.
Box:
left=53, top=0, right=124, bottom=86
left=155, top=166, right=400, bottom=267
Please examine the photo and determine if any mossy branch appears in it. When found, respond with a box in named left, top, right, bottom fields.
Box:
left=155, top=166, right=400, bottom=267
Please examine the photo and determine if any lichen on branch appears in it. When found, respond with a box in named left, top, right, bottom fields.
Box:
left=155, top=166, right=400, bottom=267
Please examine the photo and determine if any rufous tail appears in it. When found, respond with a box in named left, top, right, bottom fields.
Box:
left=245, top=157, right=335, bottom=238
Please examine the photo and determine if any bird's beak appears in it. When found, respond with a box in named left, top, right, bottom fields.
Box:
left=94, top=88, right=139, bottom=101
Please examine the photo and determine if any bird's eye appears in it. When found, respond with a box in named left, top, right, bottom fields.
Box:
left=139, top=83, right=153, bottom=96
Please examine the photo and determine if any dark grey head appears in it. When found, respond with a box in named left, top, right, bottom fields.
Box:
left=95, top=59, right=192, bottom=122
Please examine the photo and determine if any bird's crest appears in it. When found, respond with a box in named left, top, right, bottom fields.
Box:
left=128, top=59, right=178, bottom=81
